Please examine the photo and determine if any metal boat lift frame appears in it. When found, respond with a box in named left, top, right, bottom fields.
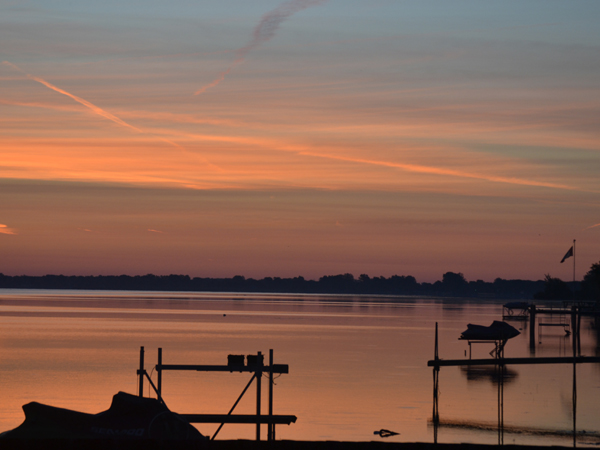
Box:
left=429, top=316, right=600, bottom=448
left=136, top=347, right=296, bottom=441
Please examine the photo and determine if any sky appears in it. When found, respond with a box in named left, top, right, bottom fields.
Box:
left=1, top=0, right=599, bottom=283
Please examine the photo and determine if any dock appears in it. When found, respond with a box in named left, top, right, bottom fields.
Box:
left=428, top=306, right=600, bottom=448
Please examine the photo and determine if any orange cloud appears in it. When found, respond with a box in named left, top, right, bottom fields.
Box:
left=0, top=224, right=17, bottom=235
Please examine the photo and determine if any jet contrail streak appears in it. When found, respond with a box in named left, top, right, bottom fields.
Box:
left=195, top=0, right=326, bottom=95
left=583, top=222, right=600, bottom=231
left=3, top=61, right=143, bottom=133
left=2, top=61, right=198, bottom=154
left=298, top=150, right=581, bottom=191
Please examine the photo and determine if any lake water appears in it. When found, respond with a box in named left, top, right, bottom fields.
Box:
left=0, top=290, right=599, bottom=446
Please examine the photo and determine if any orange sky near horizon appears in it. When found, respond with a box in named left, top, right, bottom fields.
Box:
left=1, top=0, right=599, bottom=282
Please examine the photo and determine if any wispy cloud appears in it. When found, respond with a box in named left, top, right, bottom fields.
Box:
left=148, top=229, right=165, bottom=233
left=3, top=61, right=143, bottom=133
left=195, top=0, right=326, bottom=95
left=297, top=150, right=582, bottom=192
left=1, top=61, right=193, bottom=154
left=0, top=224, right=17, bottom=235
left=583, top=222, right=600, bottom=231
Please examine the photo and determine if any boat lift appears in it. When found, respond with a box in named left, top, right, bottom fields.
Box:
left=429, top=316, right=600, bottom=448
left=136, top=347, right=296, bottom=441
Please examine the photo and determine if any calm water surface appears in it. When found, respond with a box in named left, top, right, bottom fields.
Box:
left=1, top=290, right=599, bottom=446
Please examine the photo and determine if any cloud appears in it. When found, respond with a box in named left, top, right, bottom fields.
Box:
left=0, top=224, right=17, bottom=235
left=148, top=229, right=165, bottom=233
left=2, top=61, right=191, bottom=153
left=297, top=150, right=583, bottom=192
left=195, top=0, right=327, bottom=95
left=583, top=222, right=600, bottom=231
left=3, top=61, right=143, bottom=133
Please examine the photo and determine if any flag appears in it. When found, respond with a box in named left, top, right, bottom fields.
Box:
left=560, top=246, right=573, bottom=263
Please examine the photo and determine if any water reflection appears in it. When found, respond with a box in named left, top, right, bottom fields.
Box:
left=461, top=366, right=518, bottom=384
left=429, top=419, right=600, bottom=445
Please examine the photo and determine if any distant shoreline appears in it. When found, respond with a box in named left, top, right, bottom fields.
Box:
left=0, top=272, right=558, bottom=300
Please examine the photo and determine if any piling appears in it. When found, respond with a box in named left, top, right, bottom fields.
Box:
left=138, top=346, right=145, bottom=397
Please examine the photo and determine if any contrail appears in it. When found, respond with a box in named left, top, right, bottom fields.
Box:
left=583, top=222, right=600, bottom=231
left=2, top=61, right=194, bottom=153
left=194, top=0, right=326, bottom=95
left=3, top=61, right=143, bottom=133
left=298, top=150, right=582, bottom=192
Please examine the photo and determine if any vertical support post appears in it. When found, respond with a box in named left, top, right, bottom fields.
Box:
left=268, top=349, right=274, bottom=441
left=577, top=311, right=582, bottom=356
left=529, top=305, right=536, bottom=352
left=573, top=306, right=577, bottom=448
left=573, top=356, right=577, bottom=448
left=157, top=347, right=162, bottom=402
left=498, top=363, right=504, bottom=446
left=432, top=322, right=439, bottom=444
left=573, top=239, right=576, bottom=285
left=256, top=351, right=262, bottom=441
left=138, top=346, right=145, bottom=397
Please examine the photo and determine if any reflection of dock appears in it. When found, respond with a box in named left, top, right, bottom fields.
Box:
left=428, top=418, right=600, bottom=443
left=460, top=366, right=518, bottom=384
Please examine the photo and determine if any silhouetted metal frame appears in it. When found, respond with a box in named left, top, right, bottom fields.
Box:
left=430, top=310, right=594, bottom=448
left=137, top=347, right=295, bottom=441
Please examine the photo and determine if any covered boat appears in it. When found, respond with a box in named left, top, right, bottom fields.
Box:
left=460, top=320, right=520, bottom=341
left=0, top=391, right=205, bottom=441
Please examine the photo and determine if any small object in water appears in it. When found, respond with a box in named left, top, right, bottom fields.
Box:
left=374, top=429, right=400, bottom=438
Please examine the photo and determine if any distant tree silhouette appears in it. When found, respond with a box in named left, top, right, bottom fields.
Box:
left=0, top=272, right=548, bottom=299
left=581, top=262, right=600, bottom=301
left=534, top=274, right=573, bottom=300
left=318, top=273, right=355, bottom=293
left=441, top=272, right=469, bottom=295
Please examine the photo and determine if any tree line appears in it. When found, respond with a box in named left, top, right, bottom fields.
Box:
left=1, top=262, right=598, bottom=300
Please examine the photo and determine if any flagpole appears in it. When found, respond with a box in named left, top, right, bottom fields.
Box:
left=573, top=239, right=576, bottom=284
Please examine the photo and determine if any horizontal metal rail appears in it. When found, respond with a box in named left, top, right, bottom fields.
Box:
left=428, top=356, right=600, bottom=367
left=157, top=364, right=288, bottom=374
left=180, top=414, right=297, bottom=424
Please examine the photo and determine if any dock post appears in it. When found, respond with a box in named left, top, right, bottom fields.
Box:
left=268, top=349, right=274, bottom=441
left=571, top=305, right=577, bottom=352
left=432, top=323, right=439, bottom=444
left=138, top=346, right=145, bottom=397
left=157, top=347, right=162, bottom=402
left=529, top=305, right=536, bottom=351
left=256, top=351, right=262, bottom=441
left=572, top=306, right=578, bottom=448
left=497, top=363, right=504, bottom=446
left=577, top=308, right=582, bottom=356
